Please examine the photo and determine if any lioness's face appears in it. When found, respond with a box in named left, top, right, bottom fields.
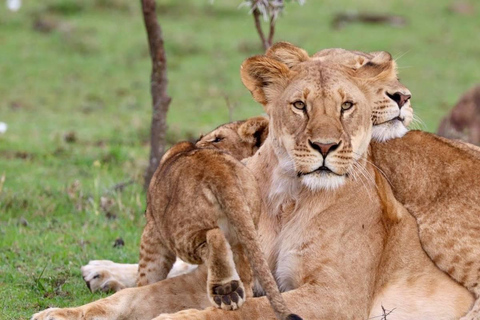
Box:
left=270, top=62, right=372, bottom=190
left=242, top=49, right=375, bottom=191
left=313, top=48, right=412, bottom=142
left=369, top=74, right=412, bottom=142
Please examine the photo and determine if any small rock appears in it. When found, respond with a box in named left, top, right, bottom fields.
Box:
left=19, top=217, right=28, bottom=227
left=7, top=0, right=22, bottom=12
left=64, top=131, right=77, bottom=143
left=113, top=237, right=124, bottom=248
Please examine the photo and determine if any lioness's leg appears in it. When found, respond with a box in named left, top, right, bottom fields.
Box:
left=81, top=259, right=197, bottom=293
left=31, top=266, right=210, bottom=320
left=137, top=220, right=176, bottom=287
left=152, top=284, right=352, bottom=320
left=201, top=228, right=246, bottom=311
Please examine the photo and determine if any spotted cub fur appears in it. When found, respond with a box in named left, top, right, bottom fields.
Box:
left=137, top=139, right=299, bottom=320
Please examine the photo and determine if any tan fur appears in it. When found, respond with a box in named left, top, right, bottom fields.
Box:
left=438, top=85, right=480, bottom=146
left=371, top=131, right=480, bottom=320
left=31, top=44, right=474, bottom=320
left=81, top=117, right=269, bottom=294
left=136, top=139, right=299, bottom=320
left=79, top=44, right=414, bottom=294
left=196, top=116, right=269, bottom=161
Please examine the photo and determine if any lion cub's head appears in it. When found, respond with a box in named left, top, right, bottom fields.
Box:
left=241, top=44, right=393, bottom=190
left=195, top=116, right=269, bottom=161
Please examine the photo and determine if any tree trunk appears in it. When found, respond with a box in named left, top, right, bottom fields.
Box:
left=141, top=0, right=171, bottom=190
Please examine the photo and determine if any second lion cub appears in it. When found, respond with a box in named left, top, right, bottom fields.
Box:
left=138, top=140, right=300, bottom=320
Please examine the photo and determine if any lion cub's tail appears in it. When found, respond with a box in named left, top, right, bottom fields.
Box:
left=214, top=170, right=302, bottom=320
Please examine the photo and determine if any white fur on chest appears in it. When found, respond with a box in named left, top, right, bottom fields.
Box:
left=275, top=224, right=304, bottom=292
left=272, top=201, right=321, bottom=292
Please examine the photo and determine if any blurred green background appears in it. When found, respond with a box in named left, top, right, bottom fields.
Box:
left=0, top=0, right=478, bottom=318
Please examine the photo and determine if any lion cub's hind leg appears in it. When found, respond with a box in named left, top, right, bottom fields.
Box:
left=200, top=228, right=246, bottom=311
left=137, top=220, right=176, bottom=287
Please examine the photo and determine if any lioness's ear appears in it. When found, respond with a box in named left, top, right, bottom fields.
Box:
left=354, top=51, right=396, bottom=79
left=266, top=42, right=309, bottom=68
left=240, top=55, right=291, bottom=107
left=238, top=116, right=269, bottom=148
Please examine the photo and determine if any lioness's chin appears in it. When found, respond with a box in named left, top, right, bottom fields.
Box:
left=301, top=173, right=346, bottom=191
left=372, top=121, right=408, bottom=142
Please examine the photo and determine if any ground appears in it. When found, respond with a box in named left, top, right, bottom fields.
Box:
left=0, top=0, right=479, bottom=319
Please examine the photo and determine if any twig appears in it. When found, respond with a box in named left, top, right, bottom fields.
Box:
left=252, top=6, right=268, bottom=50
left=267, top=14, right=275, bottom=48
left=367, top=305, right=396, bottom=319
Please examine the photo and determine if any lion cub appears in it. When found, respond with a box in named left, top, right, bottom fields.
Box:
left=137, top=132, right=300, bottom=319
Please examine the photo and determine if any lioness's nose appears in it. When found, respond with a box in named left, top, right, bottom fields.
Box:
left=387, top=92, right=411, bottom=108
left=309, top=140, right=341, bottom=158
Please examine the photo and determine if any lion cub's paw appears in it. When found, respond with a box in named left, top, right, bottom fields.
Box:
left=209, top=279, right=245, bottom=311
left=31, top=308, right=82, bottom=320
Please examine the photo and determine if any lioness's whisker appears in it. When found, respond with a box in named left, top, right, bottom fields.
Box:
left=410, top=114, right=427, bottom=130
left=352, top=151, right=393, bottom=187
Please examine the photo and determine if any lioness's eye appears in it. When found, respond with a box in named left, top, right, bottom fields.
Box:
left=293, top=101, right=306, bottom=110
left=341, top=101, right=354, bottom=111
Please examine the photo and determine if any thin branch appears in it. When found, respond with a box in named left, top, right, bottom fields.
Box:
left=252, top=7, right=268, bottom=50
left=267, top=14, right=275, bottom=48
left=141, top=0, right=172, bottom=190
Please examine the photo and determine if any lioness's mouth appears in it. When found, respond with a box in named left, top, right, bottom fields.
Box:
left=376, top=116, right=405, bottom=126
left=298, top=166, right=343, bottom=177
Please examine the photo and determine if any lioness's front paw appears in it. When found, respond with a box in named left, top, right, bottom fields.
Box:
left=209, top=279, right=245, bottom=311
left=81, top=260, right=135, bottom=292
left=31, top=307, right=82, bottom=320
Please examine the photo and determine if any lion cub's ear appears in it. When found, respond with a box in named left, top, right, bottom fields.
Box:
left=238, top=116, right=269, bottom=148
left=266, top=42, right=309, bottom=68
left=240, top=56, right=291, bottom=108
left=354, top=51, right=396, bottom=80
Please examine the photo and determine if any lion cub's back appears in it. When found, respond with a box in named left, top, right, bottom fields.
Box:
left=147, top=145, right=257, bottom=263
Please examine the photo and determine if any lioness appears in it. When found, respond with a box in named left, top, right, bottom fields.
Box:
left=371, top=132, right=480, bottom=320
left=137, top=140, right=300, bottom=319
left=267, top=43, right=480, bottom=319
left=32, top=44, right=473, bottom=320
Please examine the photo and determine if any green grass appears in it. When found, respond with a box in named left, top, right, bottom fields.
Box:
left=0, top=0, right=478, bottom=318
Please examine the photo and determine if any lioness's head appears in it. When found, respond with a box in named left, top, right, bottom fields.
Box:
left=195, top=116, right=269, bottom=161
left=266, top=43, right=413, bottom=142
left=241, top=43, right=392, bottom=190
